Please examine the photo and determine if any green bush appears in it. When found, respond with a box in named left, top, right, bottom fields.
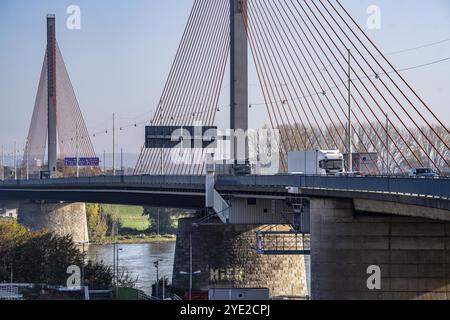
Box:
left=0, top=220, right=128, bottom=289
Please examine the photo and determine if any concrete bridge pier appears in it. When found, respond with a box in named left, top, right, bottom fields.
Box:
left=172, top=218, right=308, bottom=299
left=18, top=201, right=89, bottom=244
left=310, top=198, right=450, bottom=300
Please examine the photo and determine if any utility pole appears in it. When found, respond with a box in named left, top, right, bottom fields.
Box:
left=160, top=148, right=163, bottom=175
left=115, top=246, right=121, bottom=299
left=120, top=148, right=123, bottom=175
left=113, top=242, right=116, bottom=297
left=189, top=233, right=193, bottom=301
left=154, top=260, right=160, bottom=298
left=386, top=113, right=390, bottom=176
left=1, top=144, right=4, bottom=181
left=26, top=140, right=29, bottom=180
left=347, top=49, right=353, bottom=173
left=112, top=113, right=116, bottom=177
left=76, top=124, right=79, bottom=178
left=230, top=0, right=249, bottom=172
left=103, top=150, right=106, bottom=173
left=14, top=142, right=17, bottom=180
left=47, top=15, right=57, bottom=178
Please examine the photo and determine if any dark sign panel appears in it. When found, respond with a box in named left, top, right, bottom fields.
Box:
left=64, top=157, right=100, bottom=167
left=145, top=126, right=217, bottom=149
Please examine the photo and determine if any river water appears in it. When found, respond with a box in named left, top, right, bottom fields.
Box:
left=87, top=242, right=176, bottom=295
left=87, top=242, right=311, bottom=298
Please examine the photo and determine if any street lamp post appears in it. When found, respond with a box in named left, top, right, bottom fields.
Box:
left=179, top=233, right=201, bottom=300
left=154, top=259, right=163, bottom=298
left=121, top=148, right=124, bottom=175
left=115, top=245, right=122, bottom=299
left=76, top=125, right=79, bottom=178
left=112, top=113, right=116, bottom=177
left=25, top=140, right=29, bottom=180
left=1, top=144, right=3, bottom=181
left=347, top=48, right=353, bottom=173
left=179, top=269, right=202, bottom=300
left=386, top=113, right=390, bottom=176
left=14, top=141, right=17, bottom=180
left=189, top=233, right=192, bottom=300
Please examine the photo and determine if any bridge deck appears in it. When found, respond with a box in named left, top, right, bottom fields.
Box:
left=0, top=175, right=448, bottom=210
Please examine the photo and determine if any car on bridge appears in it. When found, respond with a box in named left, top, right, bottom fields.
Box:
left=335, top=171, right=363, bottom=177
left=409, top=168, right=439, bottom=179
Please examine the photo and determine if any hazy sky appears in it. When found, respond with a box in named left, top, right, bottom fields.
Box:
left=0, top=0, right=449, bottom=158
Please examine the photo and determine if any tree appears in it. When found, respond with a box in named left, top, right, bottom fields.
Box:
left=0, top=220, right=135, bottom=290
left=142, top=208, right=193, bottom=234
left=86, top=204, right=108, bottom=241
left=143, top=208, right=172, bottom=234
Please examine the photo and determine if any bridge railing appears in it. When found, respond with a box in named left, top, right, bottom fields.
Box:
left=0, top=175, right=206, bottom=187
left=302, top=176, right=450, bottom=199
left=215, top=175, right=450, bottom=199
left=1, top=175, right=449, bottom=199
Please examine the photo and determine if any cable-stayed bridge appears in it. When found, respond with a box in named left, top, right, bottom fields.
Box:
left=2, top=0, right=450, bottom=300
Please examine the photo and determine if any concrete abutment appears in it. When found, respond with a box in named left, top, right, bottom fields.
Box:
left=18, top=202, right=89, bottom=244
left=310, top=198, right=450, bottom=300
left=172, top=218, right=308, bottom=298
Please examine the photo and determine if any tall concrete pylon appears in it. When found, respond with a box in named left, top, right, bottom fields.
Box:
left=47, top=15, right=57, bottom=177
left=24, top=15, right=96, bottom=177
left=230, top=0, right=249, bottom=170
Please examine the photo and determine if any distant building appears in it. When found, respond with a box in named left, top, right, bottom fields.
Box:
left=0, top=207, right=18, bottom=219
left=344, top=153, right=379, bottom=175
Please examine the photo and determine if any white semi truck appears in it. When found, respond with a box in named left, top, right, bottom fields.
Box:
left=288, top=150, right=345, bottom=175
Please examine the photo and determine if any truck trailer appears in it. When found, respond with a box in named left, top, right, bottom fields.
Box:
left=288, top=150, right=345, bottom=175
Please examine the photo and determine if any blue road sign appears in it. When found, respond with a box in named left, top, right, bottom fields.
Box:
left=64, top=157, right=100, bottom=167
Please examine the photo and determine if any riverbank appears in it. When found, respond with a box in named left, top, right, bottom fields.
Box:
left=93, top=234, right=176, bottom=244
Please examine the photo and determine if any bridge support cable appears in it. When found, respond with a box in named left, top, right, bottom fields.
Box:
left=135, top=0, right=230, bottom=175
left=333, top=0, right=450, bottom=143
left=248, top=2, right=327, bottom=152
left=24, top=39, right=96, bottom=175
left=248, top=0, right=395, bottom=173
left=245, top=1, right=381, bottom=173
left=243, top=0, right=448, bottom=174
left=162, top=0, right=223, bottom=175
left=293, top=0, right=410, bottom=172
left=55, top=43, right=96, bottom=159
left=264, top=0, right=384, bottom=174
left=249, top=0, right=380, bottom=174
left=304, top=0, right=430, bottom=169
left=137, top=0, right=214, bottom=175
left=316, top=0, right=449, bottom=170
left=135, top=0, right=449, bottom=175
left=175, top=0, right=230, bottom=176
left=251, top=0, right=344, bottom=152
left=274, top=0, right=392, bottom=174
left=134, top=0, right=203, bottom=174
left=241, top=1, right=292, bottom=170
left=246, top=0, right=380, bottom=172
left=305, top=1, right=435, bottom=169
left=24, top=54, right=48, bottom=170
left=136, top=0, right=211, bottom=174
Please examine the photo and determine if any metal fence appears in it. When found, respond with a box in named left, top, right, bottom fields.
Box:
left=215, top=175, right=450, bottom=199
left=0, top=285, right=22, bottom=300
left=1, top=174, right=449, bottom=200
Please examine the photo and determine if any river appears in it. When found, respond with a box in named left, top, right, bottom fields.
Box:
left=87, top=242, right=176, bottom=295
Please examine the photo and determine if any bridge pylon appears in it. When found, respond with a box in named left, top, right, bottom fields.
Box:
left=24, top=15, right=96, bottom=179
left=230, top=0, right=250, bottom=175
